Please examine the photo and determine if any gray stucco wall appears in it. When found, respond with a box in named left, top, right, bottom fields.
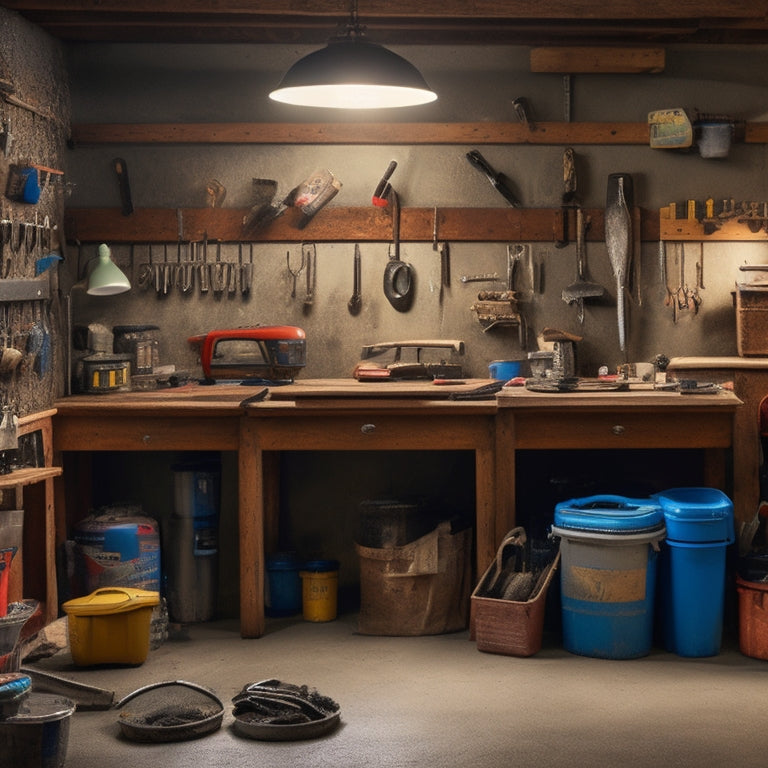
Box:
left=63, top=43, right=768, bottom=380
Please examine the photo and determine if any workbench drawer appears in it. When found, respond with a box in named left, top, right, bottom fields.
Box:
left=256, top=414, right=495, bottom=452
left=510, top=411, right=733, bottom=450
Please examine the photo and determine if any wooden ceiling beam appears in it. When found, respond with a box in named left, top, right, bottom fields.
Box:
left=4, top=1, right=768, bottom=45
left=4, top=1, right=767, bottom=21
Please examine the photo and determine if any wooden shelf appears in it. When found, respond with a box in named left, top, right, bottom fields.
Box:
left=6, top=409, right=61, bottom=626
left=67, top=121, right=768, bottom=146
left=65, top=205, right=659, bottom=244
left=0, top=466, right=61, bottom=489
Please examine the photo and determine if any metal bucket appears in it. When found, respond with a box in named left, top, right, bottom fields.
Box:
left=0, top=693, right=75, bottom=768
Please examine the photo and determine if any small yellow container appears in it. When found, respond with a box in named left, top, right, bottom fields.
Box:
left=62, top=587, right=159, bottom=666
left=300, top=560, right=339, bottom=622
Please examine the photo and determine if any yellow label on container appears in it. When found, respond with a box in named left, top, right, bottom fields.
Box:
left=565, top=566, right=646, bottom=603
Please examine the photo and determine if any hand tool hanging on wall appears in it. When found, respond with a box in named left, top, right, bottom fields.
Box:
left=555, top=147, right=576, bottom=248
left=205, top=179, right=226, bottom=208
left=241, top=243, right=253, bottom=295
left=113, top=158, right=133, bottom=216
left=0, top=113, right=12, bottom=158
left=242, top=178, right=279, bottom=232
left=372, top=161, right=397, bottom=207
left=348, top=243, right=362, bottom=315
left=227, top=247, right=239, bottom=295
left=605, top=172, right=633, bottom=353
left=286, top=248, right=305, bottom=298
left=382, top=187, right=415, bottom=312
left=512, top=97, right=536, bottom=131
left=432, top=207, right=450, bottom=305
left=198, top=234, right=210, bottom=294
left=302, top=242, right=316, bottom=311
left=293, top=169, right=342, bottom=229
left=561, top=208, right=605, bottom=323
left=212, top=240, right=226, bottom=295
left=465, top=150, right=521, bottom=207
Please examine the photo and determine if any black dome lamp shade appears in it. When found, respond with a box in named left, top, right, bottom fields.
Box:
left=269, top=4, right=437, bottom=109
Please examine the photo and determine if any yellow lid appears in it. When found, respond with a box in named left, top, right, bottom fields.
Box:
left=63, top=587, right=160, bottom=616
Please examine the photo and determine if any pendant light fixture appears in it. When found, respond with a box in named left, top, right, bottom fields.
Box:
left=269, top=2, right=437, bottom=109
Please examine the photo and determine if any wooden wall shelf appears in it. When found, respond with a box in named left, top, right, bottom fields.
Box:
left=68, top=121, right=768, bottom=146
left=65, top=205, right=659, bottom=245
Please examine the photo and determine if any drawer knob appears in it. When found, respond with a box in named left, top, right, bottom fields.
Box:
left=612, top=424, right=625, bottom=435
left=142, top=434, right=152, bottom=444
left=361, top=423, right=376, bottom=435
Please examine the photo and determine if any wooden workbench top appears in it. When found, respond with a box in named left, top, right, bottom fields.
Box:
left=496, top=385, right=743, bottom=409
left=668, top=356, right=768, bottom=370
left=54, top=378, right=500, bottom=414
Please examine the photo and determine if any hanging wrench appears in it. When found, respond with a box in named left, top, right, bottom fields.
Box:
left=303, top=242, right=316, bottom=308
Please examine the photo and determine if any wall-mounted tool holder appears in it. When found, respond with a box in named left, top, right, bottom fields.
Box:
left=65, top=205, right=657, bottom=245
left=660, top=199, right=768, bottom=241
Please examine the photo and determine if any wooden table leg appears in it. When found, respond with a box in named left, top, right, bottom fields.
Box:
left=493, top=410, right=516, bottom=565
left=238, top=419, right=264, bottom=638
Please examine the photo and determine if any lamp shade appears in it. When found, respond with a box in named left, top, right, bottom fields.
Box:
left=87, top=243, right=131, bottom=296
left=269, top=37, right=437, bottom=109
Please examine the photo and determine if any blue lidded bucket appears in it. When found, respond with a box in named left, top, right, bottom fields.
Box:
left=653, top=487, right=734, bottom=657
left=552, top=495, right=666, bottom=660
left=265, top=553, right=302, bottom=617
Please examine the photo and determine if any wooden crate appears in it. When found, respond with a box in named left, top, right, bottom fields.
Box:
left=736, top=284, right=768, bottom=357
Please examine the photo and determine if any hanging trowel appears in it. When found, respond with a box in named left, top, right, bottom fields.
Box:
left=605, top=173, right=634, bottom=354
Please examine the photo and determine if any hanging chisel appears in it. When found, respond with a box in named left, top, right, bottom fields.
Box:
left=113, top=158, right=134, bottom=216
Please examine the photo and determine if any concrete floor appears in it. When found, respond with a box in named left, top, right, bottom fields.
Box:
left=21, top=612, right=768, bottom=768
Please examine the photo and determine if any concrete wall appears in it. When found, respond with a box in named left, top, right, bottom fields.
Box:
left=0, top=10, right=69, bottom=415
left=64, top=43, right=768, bottom=380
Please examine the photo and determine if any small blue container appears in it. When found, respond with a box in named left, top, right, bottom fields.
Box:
left=653, top=487, right=734, bottom=657
left=552, top=495, right=666, bottom=659
left=488, top=360, right=521, bottom=380
left=265, top=553, right=302, bottom=617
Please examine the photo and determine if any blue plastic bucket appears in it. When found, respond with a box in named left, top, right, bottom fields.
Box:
left=658, top=539, right=728, bottom=657
left=654, top=487, right=734, bottom=657
left=553, top=495, right=665, bottom=659
left=265, top=553, right=302, bottom=617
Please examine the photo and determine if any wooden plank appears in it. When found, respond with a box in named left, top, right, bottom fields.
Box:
left=65, top=205, right=660, bottom=244
left=69, top=121, right=651, bottom=146
left=530, top=46, right=665, bottom=73
left=266, top=378, right=495, bottom=400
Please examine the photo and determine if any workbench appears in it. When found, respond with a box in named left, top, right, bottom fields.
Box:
left=494, top=386, right=741, bottom=539
left=52, top=380, right=741, bottom=638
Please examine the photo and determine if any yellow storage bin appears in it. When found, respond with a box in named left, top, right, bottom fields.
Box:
left=62, top=587, right=159, bottom=666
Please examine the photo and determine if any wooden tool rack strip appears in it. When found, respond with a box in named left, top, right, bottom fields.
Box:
left=65, top=206, right=659, bottom=245
left=659, top=216, right=768, bottom=242
left=69, top=121, right=768, bottom=146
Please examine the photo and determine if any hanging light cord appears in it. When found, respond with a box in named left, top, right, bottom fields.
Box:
left=339, top=0, right=365, bottom=40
